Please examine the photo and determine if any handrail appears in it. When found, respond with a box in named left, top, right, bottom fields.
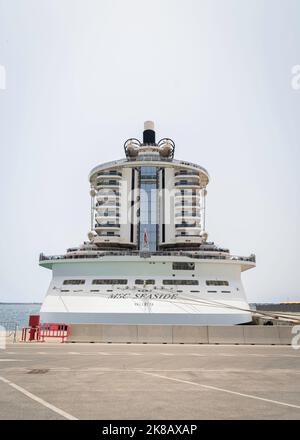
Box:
left=97, top=171, right=122, bottom=177
left=175, top=181, right=200, bottom=187
left=96, top=192, right=120, bottom=197
left=95, top=223, right=120, bottom=228
left=96, top=182, right=120, bottom=187
left=96, top=213, right=120, bottom=217
left=89, top=158, right=209, bottom=181
left=175, top=212, right=200, bottom=217
left=175, top=192, right=200, bottom=197
left=175, top=171, right=200, bottom=177
left=39, top=252, right=256, bottom=263
left=96, top=202, right=120, bottom=207
left=97, top=234, right=121, bottom=237
left=175, top=223, right=200, bottom=228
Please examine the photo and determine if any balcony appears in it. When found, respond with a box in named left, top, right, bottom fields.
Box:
left=96, top=201, right=120, bottom=207
left=175, top=171, right=200, bottom=178
left=175, top=201, right=198, bottom=207
left=95, top=223, right=120, bottom=230
left=96, top=180, right=121, bottom=189
left=96, top=214, right=120, bottom=223
left=175, top=223, right=201, bottom=229
left=96, top=192, right=120, bottom=201
left=40, top=251, right=256, bottom=264
left=175, top=216, right=200, bottom=223
left=175, top=233, right=201, bottom=237
left=96, top=233, right=120, bottom=237
left=97, top=171, right=122, bottom=179
left=175, top=180, right=201, bottom=189
left=175, top=211, right=200, bottom=218
left=96, top=210, right=120, bottom=216
left=175, top=191, right=200, bottom=198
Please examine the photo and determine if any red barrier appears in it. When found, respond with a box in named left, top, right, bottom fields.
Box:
left=38, top=324, right=70, bottom=343
left=21, top=327, right=39, bottom=342
left=21, top=323, right=70, bottom=343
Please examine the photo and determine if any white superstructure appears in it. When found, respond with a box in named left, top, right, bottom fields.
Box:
left=39, top=122, right=255, bottom=325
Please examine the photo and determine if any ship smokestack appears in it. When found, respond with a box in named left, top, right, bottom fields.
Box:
left=143, top=120, right=156, bottom=144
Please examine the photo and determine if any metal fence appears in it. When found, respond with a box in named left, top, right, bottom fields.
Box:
left=0, top=321, right=19, bottom=343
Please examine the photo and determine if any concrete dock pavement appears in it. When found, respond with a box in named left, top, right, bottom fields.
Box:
left=0, top=343, right=300, bottom=420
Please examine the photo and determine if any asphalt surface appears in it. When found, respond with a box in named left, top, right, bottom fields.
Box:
left=0, top=343, right=300, bottom=420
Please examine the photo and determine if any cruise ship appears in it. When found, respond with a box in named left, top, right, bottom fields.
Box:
left=39, top=122, right=256, bottom=325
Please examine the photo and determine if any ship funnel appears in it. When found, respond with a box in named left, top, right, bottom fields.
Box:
left=143, top=120, right=156, bottom=144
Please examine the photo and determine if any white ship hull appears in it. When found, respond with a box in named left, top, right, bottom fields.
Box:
left=40, top=255, right=254, bottom=325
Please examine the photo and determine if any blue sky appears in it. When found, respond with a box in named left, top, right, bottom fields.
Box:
left=0, top=0, right=299, bottom=302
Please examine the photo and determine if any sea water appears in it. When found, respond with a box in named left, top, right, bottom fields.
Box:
left=0, top=303, right=41, bottom=330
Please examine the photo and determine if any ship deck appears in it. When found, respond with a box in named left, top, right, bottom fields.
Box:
left=1, top=343, right=300, bottom=420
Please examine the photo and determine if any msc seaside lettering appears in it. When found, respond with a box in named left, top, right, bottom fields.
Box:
left=102, top=424, right=198, bottom=436
left=109, top=293, right=178, bottom=299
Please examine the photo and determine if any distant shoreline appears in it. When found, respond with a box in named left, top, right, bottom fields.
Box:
left=0, top=303, right=42, bottom=305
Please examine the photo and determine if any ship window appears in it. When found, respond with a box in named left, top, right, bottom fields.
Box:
left=135, top=279, right=155, bottom=285
left=90, top=290, right=99, bottom=292
left=61, top=289, right=70, bottom=292
left=207, top=290, right=217, bottom=293
left=172, top=262, right=195, bottom=270
left=190, top=290, right=200, bottom=293
left=63, top=279, right=85, bottom=285
left=163, top=280, right=199, bottom=285
left=92, top=279, right=128, bottom=285
left=221, top=290, right=231, bottom=293
left=206, top=280, right=229, bottom=286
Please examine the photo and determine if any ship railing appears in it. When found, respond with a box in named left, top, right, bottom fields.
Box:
left=174, top=181, right=201, bottom=187
left=89, top=158, right=209, bottom=179
left=39, top=252, right=256, bottom=263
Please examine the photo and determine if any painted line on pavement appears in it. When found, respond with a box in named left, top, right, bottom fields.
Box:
left=0, top=375, right=78, bottom=420
left=139, top=371, right=300, bottom=410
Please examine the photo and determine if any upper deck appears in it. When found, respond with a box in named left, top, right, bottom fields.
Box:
left=39, top=250, right=256, bottom=272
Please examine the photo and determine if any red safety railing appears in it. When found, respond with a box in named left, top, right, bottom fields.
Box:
left=38, top=323, right=70, bottom=342
left=21, top=322, right=70, bottom=343
left=21, top=326, right=40, bottom=342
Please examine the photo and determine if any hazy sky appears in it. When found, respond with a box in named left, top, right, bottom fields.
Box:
left=0, top=0, right=299, bottom=303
